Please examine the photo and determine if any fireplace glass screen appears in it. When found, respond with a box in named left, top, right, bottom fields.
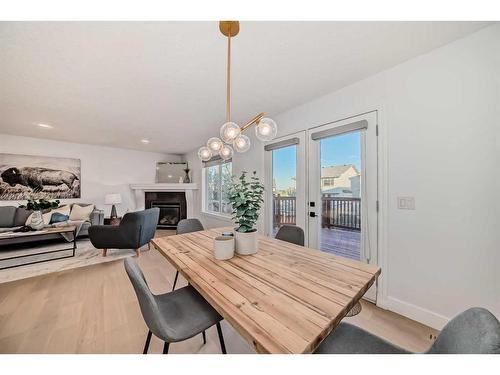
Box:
left=153, top=203, right=181, bottom=228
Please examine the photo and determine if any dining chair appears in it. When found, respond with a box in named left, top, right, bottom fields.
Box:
left=275, top=225, right=305, bottom=246
left=124, top=258, right=227, bottom=354
left=314, top=307, right=500, bottom=354
left=172, top=218, right=205, bottom=290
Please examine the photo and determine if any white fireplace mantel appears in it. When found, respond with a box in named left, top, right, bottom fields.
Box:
left=130, top=183, right=198, bottom=218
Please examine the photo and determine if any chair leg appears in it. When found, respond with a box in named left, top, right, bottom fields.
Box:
left=172, top=271, right=179, bottom=291
left=216, top=322, right=226, bottom=354
left=102, top=249, right=107, bottom=257
left=202, top=330, right=206, bottom=345
left=135, top=248, right=140, bottom=257
left=163, top=342, right=170, bottom=354
left=143, top=330, right=152, bottom=354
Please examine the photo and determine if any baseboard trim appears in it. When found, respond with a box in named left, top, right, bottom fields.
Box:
left=379, top=296, right=450, bottom=330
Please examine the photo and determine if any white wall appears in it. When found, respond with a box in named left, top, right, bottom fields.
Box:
left=0, top=134, right=181, bottom=217
left=184, top=24, right=500, bottom=328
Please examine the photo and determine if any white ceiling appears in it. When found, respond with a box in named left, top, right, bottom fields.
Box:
left=0, top=21, right=489, bottom=154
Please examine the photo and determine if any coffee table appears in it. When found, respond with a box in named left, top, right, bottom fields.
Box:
left=0, top=226, right=77, bottom=270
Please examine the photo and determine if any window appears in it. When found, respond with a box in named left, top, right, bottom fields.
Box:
left=322, top=178, right=334, bottom=187
left=203, top=159, right=232, bottom=215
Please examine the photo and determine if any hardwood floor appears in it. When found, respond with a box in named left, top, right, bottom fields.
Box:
left=0, top=231, right=438, bottom=354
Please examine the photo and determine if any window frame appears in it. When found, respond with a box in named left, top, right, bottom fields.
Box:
left=202, top=159, right=232, bottom=218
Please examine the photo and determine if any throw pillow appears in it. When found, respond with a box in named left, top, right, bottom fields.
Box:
left=24, top=205, right=70, bottom=226
left=51, top=205, right=71, bottom=216
left=25, top=211, right=54, bottom=226
left=50, top=213, right=70, bottom=224
left=69, top=204, right=94, bottom=221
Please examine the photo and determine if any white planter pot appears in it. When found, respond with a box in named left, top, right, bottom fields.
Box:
left=29, top=210, right=45, bottom=230
left=213, top=236, right=235, bottom=260
left=234, top=230, right=258, bottom=255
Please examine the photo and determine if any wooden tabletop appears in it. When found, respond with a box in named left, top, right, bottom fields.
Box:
left=0, top=225, right=77, bottom=239
left=151, top=227, right=381, bottom=354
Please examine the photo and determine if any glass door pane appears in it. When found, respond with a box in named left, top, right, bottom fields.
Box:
left=272, top=145, right=297, bottom=236
left=319, top=131, right=362, bottom=260
left=265, top=131, right=306, bottom=239
left=307, top=112, right=378, bottom=301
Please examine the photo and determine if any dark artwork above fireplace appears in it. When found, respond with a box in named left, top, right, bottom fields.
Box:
left=145, top=192, right=187, bottom=229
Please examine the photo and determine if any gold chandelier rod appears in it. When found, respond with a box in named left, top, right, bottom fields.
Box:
left=226, top=30, right=231, bottom=122
left=219, top=21, right=263, bottom=133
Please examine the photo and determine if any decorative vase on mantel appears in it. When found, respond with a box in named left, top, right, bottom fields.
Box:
left=183, top=168, right=191, bottom=183
left=29, top=210, right=45, bottom=230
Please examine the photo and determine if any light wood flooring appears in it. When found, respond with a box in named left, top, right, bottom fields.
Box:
left=0, top=230, right=438, bottom=354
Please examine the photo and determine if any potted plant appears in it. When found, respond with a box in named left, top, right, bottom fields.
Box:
left=19, top=196, right=60, bottom=230
left=227, top=171, right=264, bottom=255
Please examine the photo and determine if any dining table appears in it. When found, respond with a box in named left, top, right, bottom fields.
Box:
left=151, top=227, right=381, bottom=354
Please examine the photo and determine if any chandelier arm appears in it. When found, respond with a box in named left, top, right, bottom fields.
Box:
left=240, top=112, right=266, bottom=132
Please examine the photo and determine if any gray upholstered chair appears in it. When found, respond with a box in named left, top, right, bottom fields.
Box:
left=172, top=218, right=205, bottom=290
left=314, top=307, right=500, bottom=354
left=89, top=208, right=159, bottom=257
left=275, top=225, right=305, bottom=246
left=124, top=258, right=226, bottom=354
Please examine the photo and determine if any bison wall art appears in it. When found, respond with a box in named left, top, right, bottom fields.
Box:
left=0, top=153, right=81, bottom=200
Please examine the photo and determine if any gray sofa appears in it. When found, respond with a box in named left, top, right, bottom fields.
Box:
left=0, top=203, right=104, bottom=244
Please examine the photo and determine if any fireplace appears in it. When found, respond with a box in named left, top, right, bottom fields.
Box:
left=155, top=203, right=181, bottom=228
left=145, top=192, right=187, bottom=229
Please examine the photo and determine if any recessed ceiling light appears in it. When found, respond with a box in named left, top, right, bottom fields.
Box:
left=141, top=139, right=150, bottom=144
left=37, top=123, right=53, bottom=129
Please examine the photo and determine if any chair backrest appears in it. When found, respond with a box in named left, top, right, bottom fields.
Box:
left=121, top=208, right=160, bottom=247
left=427, top=307, right=500, bottom=354
left=275, top=225, right=305, bottom=246
left=177, top=218, right=204, bottom=234
left=124, top=258, right=174, bottom=339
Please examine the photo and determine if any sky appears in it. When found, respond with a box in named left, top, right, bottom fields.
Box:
left=273, top=131, right=361, bottom=191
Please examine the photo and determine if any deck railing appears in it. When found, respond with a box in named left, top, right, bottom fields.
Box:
left=273, top=195, right=361, bottom=231
left=321, top=195, right=361, bottom=231
left=273, top=195, right=296, bottom=226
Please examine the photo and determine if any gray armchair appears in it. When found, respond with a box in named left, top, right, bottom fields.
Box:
left=89, top=208, right=159, bottom=257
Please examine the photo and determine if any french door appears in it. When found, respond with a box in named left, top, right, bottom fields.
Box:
left=307, top=112, right=378, bottom=300
left=264, top=131, right=306, bottom=239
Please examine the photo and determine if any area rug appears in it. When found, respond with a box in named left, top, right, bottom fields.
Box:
left=0, top=238, right=140, bottom=284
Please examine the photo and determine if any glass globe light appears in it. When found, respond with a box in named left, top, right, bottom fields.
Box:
left=233, top=134, right=251, bottom=153
left=255, top=117, right=278, bottom=141
left=220, top=122, right=241, bottom=144
left=219, top=144, right=234, bottom=160
left=197, top=146, right=212, bottom=161
left=207, top=137, right=223, bottom=152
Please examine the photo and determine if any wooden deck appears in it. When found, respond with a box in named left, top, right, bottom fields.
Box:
left=273, top=226, right=361, bottom=261
left=320, top=227, right=361, bottom=260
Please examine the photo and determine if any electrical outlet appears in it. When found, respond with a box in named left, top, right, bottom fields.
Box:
left=398, top=197, right=415, bottom=210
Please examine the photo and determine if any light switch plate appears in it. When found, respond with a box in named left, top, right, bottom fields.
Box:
left=398, top=196, right=415, bottom=210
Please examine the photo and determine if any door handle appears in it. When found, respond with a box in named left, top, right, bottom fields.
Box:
left=309, top=212, right=318, bottom=218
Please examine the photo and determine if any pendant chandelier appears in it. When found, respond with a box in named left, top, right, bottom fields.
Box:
left=198, top=21, right=278, bottom=161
